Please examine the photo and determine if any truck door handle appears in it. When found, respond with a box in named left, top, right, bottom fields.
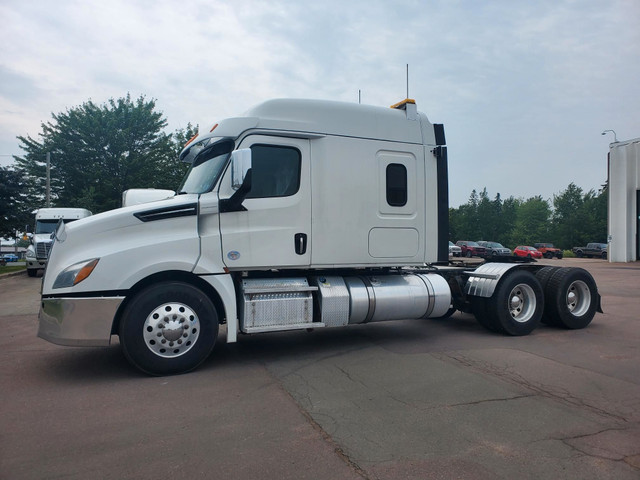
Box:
left=294, top=233, right=307, bottom=255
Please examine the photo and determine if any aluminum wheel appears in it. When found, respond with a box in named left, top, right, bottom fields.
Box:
left=508, top=283, right=537, bottom=323
left=142, top=302, right=200, bottom=358
left=565, top=280, right=591, bottom=317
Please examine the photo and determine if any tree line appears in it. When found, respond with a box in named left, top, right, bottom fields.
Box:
left=1, top=94, right=195, bottom=238
left=0, top=93, right=608, bottom=249
left=449, top=185, right=607, bottom=250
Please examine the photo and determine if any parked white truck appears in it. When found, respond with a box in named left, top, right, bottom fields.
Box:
left=26, top=208, right=92, bottom=277
left=38, top=99, right=602, bottom=375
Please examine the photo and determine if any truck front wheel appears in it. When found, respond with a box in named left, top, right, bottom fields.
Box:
left=119, top=282, right=218, bottom=375
left=486, top=270, right=543, bottom=336
left=545, top=268, right=597, bottom=329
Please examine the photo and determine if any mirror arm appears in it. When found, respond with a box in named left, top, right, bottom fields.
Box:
left=220, top=169, right=252, bottom=213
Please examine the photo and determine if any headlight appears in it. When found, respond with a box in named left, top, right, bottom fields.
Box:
left=53, top=259, right=99, bottom=289
left=26, top=247, right=36, bottom=259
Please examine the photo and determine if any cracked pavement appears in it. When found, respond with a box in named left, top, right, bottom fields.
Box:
left=1, top=258, right=639, bottom=479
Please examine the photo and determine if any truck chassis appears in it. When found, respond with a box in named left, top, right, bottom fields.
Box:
left=100, top=259, right=601, bottom=375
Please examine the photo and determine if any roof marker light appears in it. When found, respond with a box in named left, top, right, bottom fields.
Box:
left=183, top=133, right=199, bottom=148
left=390, top=99, right=416, bottom=110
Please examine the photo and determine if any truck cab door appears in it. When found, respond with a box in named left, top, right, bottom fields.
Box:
left=218, top=135, right=311, bottom=270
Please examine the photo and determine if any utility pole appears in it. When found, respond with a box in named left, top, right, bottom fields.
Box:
left=46, top=152, right=50, bottom=208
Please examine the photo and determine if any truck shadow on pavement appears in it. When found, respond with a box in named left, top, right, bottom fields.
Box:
left=38, top=311, right=595, bottom=382
left=39, top=318, right=470, bottom=382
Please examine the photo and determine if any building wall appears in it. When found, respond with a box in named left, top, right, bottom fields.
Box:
left=608, top=138, right=640, bottom=262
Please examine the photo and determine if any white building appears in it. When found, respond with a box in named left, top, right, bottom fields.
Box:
left=608, top=137, right=640, bottom=262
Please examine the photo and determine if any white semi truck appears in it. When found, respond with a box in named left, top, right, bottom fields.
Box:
left=38, top=99, right=602, bottom=375
left=26, top=208, right=92, bottom=277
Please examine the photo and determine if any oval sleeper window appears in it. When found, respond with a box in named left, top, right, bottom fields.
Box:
left=386, top=163, right=407, bottom=207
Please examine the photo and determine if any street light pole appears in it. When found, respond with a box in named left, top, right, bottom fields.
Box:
left=601, top=130, right=618, bottom=142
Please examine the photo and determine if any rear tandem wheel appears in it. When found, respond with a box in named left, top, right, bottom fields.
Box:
left=544, top=267, right=598, bottom=329
left=473, top=270, right=544, bottom=336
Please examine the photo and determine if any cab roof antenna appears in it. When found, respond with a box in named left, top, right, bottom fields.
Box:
left=406, top=64, right=409, bottom=99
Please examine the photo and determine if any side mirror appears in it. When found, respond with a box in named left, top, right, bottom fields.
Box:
left=220, top=150, right=252, bottom=213
left=230, top=149, right=252, bottom=190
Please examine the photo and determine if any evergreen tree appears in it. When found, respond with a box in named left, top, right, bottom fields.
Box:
left=551, top=183, right=585, bottom=249
left=0, top=166, right=32, bottom=238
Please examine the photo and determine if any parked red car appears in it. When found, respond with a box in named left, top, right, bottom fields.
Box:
left=513, top=246, right=542, bottom=259
left=455, top=241, right=486, bottom=258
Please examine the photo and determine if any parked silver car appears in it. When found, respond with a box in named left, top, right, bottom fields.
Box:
left=448, top=241, right=462, bottom=257
left=477, top=241, right=511, bottom=257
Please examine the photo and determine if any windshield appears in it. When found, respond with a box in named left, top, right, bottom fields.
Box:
left=178, top=138, right=234, bottom=194
left=36, top=218, right=78, bottom=234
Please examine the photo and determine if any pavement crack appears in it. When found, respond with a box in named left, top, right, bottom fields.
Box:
left=435, top=351, right=630, bottom=423
left=263, top=364, right=371, bottom=479
left=336, top=365, right=369, bottom=389
left=448, top=393, right=535, bottom=408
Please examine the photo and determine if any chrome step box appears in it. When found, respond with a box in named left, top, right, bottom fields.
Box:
left=241, top=278, right=318, bottom=333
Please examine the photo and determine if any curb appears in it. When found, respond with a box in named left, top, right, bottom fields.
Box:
left=0, top=269, right=28, bottom=279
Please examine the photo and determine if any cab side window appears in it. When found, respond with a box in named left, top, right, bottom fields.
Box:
left=247, top=145, right=301, bottom=198
left=386, top=163, right=407, bottom=207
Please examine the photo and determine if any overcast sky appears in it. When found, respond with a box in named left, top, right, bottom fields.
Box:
left=1, top=0, right=638, bottom=206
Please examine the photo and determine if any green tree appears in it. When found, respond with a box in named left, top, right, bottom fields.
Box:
left=512, top=196, right=551, bottom=246
left=15, top=94, right=181, bottom=213
left=581, top=188, right=608, bottom=243
left=551, top=183, right=585, bottom=249
left=0, top=166, right=31, bottom=238
left=476, top=188, right=494, bottom=241
left=500, top=196, right=520, bottom=247
left=162, top=123, right=198, bottom=190
left=456, top=189, right=481, bottom=241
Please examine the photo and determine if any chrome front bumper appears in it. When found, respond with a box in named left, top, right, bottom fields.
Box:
left=38, top=296, right=124, bottom=346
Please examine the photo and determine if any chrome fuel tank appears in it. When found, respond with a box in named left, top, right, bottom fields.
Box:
left=343, top=273, right=451, bottom=323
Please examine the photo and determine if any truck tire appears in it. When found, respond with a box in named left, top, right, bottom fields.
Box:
left=472, top=296, right=502, bottom=332
left=485, top=270, right=543, bottom=336
left=601, top=252, right=607, bottom=260
left=27, top=269, right=37, bottom=277
left=576, top=251, right=583, bottom=258
left=119, top=281, right=218, bottom=375
left=535, top=266, right=559, bottom=325
left=466, top=250, right=472, bottom=258
left=545, top=267, right=597, bottom=329
left=557, top=252, right=563, bottom=259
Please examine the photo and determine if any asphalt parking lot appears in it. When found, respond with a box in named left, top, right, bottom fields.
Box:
left=1, top=258, right=639, bottom=479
